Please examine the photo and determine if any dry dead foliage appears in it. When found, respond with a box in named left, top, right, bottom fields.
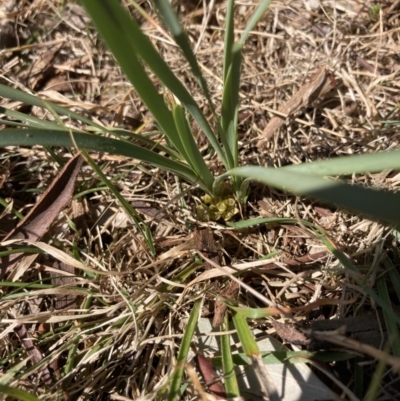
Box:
left=0, top=0, right=400, bottom=400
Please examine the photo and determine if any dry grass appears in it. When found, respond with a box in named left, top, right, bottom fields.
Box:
left=1, top=0, right=400, bottom=400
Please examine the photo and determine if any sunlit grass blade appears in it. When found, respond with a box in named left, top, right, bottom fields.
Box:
left=80, top=0, right=227, bottom=172
left=232, top=311, right=280, bottom=401
left=168, top=299, right=202, bottom=401
left=218, top=166, right=400, bottom=226
left=220, top=314, right=240, bottom=398
left=0, top=104, right=81, bottom=131
left=151, top=0, right=215, bottom=114
left=282, top=149, right=400, bottom=176
left=0, top=128, right=209, bottom=191
left=221, top=0, right=238, bottom=172
left=0, top=385, right=41, bottom=401
left=0, top=83, right=103, bottom=129
left=79, top=1, right=192, bottom=162
left=172, top=104, right=214, bottom=189
left=227, top=217, right=315, bottom=228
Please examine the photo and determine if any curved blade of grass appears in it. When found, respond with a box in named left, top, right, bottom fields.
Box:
left=318, top=231, right=400, bottom=326
left=0, top=105, right=79, bottom=131
left=0, top=83, right=104, bottom=129
left=150, top=0, right=234, bottom=168
left=173, top=104, right=214, bottom=189
left=377, top=268, right=400, bottom=357
left=232, top=311, right=280, bottom=401
left=168, top=298, right=202, bottom=401
left=227, top=217, right=313, bottom=228
left=0, top=129, right=208, bottom=191
left=80, top=0, right=228, bottom=172
left=80, top=149, right=155, bottom=256
left=239, top=0, right=273, bottom=44
left=221, top=0, right=273, bottom=171
left=220, top=314, right=240, bottom=398
left=79, top=1, right=192, bottom=163
left=363, top=348, right=389, bottom=401
left=0, top=385, right=41, bottom=401
left=221, top=0, right=238, bottom=170
left=221, top=44, right=241, bottom=169
left=218, top=166, right=400, bottom=226
left=151, top=0, right=216, bottom=117
left=282, top=150, right=400, bottom=176
left=107, top=127, right=183, bottom=161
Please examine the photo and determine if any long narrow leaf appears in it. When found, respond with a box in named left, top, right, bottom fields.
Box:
left=377, top=269, right=400, bottom=357
left=220, top=314, right=240, bottom=398
left=80, top=1, right=188, bottom=157
left=239, top=0, right=273, bottom=44
left=0, top=84, right=104, bottom=129
left=218, top=166, right=400, bottom=226
left=282, top=149, right=400, bottom=176
left=80, top=0, right=227, bottom=172
left=173, top=105, right=214, bottom=189
left=152, top=0, right=215, bottom=113
left=168, top=299, right=202, bottom=401
left=232, top=311, right=280, bottom=401
left=0, top=129, right=208, bottom=191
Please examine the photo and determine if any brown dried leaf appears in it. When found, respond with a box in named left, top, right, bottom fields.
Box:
left=0, top=153, right=84, bottom=277
left=194, top=353, right=226, bottom=400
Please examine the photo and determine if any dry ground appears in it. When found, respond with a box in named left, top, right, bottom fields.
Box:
left=1, top=0, right=400, bottom=400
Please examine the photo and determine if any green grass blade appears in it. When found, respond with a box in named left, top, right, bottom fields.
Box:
left=80, top=149, right=155, bottom=255
left=80, top=0, right=228, bottom=169
left=377, top=267, right=400, bottom=357
left=232, top=311, right=259, bottom=357
left=0, top=104, right=82, bottom=131
left=227, top=217, right=314, bottom=228
left=282, top=150, right=400, bottom=176
left=152, top=0, right=234, bottom=168
left=239, top=0, right=273, bottom=44
left=319, top=232, right=400, bottom=326
left=220, top=314, right=240, bottom=398
left=0, top=385, right=41, bottom=401
left=363, top=345, right=390, bottom=401
left=173, top=104, right=214, bottom=189
left=151, top=0, right=215, bottom=113
left=219, top=166, right=400, bottom=226
left=0, top=129, right=208, bottom=191
left=223, top=0, right=235, bottom=83
left=221, top=43, right=241, bottom=169
left=0, top=83, right=103, bottom=129
left=79, top=0, right=188, bottom=156
left=232, top=311, right=280, bottom=401
left=168, top=299, right=202, bottom=401
left=220, top=0, right=238, bottom=170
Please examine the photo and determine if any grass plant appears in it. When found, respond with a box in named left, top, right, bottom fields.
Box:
left=1, top=1, right=400, bottom=400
